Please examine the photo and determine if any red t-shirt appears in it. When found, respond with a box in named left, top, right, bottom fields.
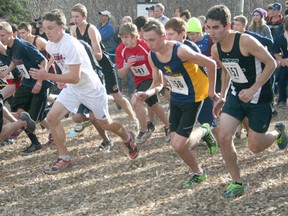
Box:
left=116, top=39, right=152, bottom=87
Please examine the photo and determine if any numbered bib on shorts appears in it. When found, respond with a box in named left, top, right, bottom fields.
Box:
left=165, top=75, right=188, bottom=95
left=16, top=64, right=30, bottom=79
left=0, top=65, right=14, bottom=79
left=222, top=62, right=248, bottom=83
left=130, top=64, right=150, bottom=77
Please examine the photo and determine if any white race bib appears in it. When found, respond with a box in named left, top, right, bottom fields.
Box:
left=165, top=75, right=188, bottom=95
left=222, top=62, right=248, bottom=83
left=16, top=64, right=30, bottom=79
left=0, top=65, right=14, bottom=79
left=130, top=64, right=150, bottom=77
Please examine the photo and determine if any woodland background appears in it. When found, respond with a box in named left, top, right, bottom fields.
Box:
left=1, top=0, right=288, bottom=26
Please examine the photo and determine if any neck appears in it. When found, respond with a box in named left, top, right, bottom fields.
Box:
left=102, top=20, right=108, bottom=26
left=54, top=31, right=65, bottom=43
left=78, top=22, right=88, bottom=31
left=7, top=37, right=15, bottom=48
left=156, top=40, right=168, bottom=55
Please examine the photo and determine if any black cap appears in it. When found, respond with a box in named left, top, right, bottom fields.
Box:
left=145, top=6, right=154, bottom=11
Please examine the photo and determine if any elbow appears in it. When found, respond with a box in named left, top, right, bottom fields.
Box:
left=71, top=76, right=80, bottom=84
left=96, top=53, right=103, bottom=61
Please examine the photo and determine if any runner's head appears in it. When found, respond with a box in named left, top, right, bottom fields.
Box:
left=71, top=3, right=88, bottom=26
left=119, top=22, right=139, bottom=48
left=42, top=9, right=66, bottom=43
left=142, top=18, right=166, bottom=52
left=0, top=22, right=13, bottom=46
left=165, top=17, right=187, bottom=42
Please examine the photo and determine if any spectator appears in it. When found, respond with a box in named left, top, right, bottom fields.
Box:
left=180, top=10, right=191, bottom=22
left=122, top=16, right=132, bottom=24
left=273, top=16, right=288, bottom=108
left=248, top=8, right=272, bottom=39
left=174, top=7, right=183, bottom=17
left=98, top=10, right=116, bottom=54
left=266, top=2, right=283, bottom=40
left=145, top=6, right=155, bottom=18
left=154, top=3, right=169, bottom=25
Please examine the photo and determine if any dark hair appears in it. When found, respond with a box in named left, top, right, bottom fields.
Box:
left=43, top=9, right=66, bottom=26
left=180, top=10, right=191, bottom=20
left=206, top=4, right=231, bottom=27
left=133, top=16, right=148, bottom=30
left=165, top=17, right=187, bottom=35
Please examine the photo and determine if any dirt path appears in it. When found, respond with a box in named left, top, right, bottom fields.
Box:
left=0, top=101, right=287, bottom=216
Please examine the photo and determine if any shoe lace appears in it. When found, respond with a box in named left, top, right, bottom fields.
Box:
left=203, top=133, right=214, bottom=147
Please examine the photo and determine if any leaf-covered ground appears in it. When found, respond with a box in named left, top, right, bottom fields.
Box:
left=0, top=99, right=287, bottom=216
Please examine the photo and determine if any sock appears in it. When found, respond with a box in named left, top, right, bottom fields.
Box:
left=195, top=170, right=204, bottom=176
left=200, top=127, right=207, bottom=135
left=25, top=130, right=41, bottom=145
left=59, top=155, right=71, bottom=161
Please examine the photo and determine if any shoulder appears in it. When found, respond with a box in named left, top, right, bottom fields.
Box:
left=115, top=42, right=125, bottom=53
left=211, top=43, right=219, bottom=59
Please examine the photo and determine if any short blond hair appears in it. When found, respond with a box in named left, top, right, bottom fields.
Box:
left=234, top=15, right=248, bottom=27
left=0, top=21, right=12, bottom=34
left=119, top=22, right=139, bottom=38
left=71, top=3, right=87, bottom=17
left=143, top=18, right=166, bottom=36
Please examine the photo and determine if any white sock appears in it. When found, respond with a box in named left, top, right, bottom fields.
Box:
left=196, top=170, right=204, bottom=176
left=200, top=127, right=207, bottom=135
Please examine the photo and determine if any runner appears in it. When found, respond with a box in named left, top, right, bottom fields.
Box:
left=206, top=4, right=288, bottom=198
left=139, top=18, right=217, bottom=188
left=29, top=9, right=138, bottom=174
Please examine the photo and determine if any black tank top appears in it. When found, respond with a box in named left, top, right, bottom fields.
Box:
left=75, top=23, right=114, bottom=74
left=76, top=24, right=92, bottom=46
left=216, top=33, right=272, bottom=104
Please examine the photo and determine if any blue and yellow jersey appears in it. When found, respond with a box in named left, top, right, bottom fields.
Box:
left=151, top=42, right=208, bottom=102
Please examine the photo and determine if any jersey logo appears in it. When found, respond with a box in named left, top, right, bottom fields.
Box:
left=164, top=66, right=172, bottom=75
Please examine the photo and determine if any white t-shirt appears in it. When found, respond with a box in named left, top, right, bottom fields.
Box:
left=46, top=33, right=102, bottom=94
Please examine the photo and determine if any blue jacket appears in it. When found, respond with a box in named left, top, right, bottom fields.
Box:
left=98, top=22, right=116, bottom=53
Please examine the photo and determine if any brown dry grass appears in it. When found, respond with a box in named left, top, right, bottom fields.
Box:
left=0, top=100, right=288, bottom=216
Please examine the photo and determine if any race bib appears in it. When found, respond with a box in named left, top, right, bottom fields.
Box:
left=0, top=65, right=14, bottom=79
left=165, top=75, right=188, bottom=95
left=130, top=64, right=150, bottom=77
left=222, top=62, right=248, bottom=83
left=16, top=64, right=30, bottom=79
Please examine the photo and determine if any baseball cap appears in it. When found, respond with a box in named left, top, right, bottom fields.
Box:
left=99, top=10, right=111, bottom=17
left=145, top=6, right=154, bottom=11
left=271, top=2, right=282, bottom=11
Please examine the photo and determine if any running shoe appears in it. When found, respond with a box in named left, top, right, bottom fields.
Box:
left=147, top=121, right=155, bottom=133
left=74, top=120, right=92, bottom=133
left=97, top=140, right=114, bottom=152
left=179, top=172, right=207, bottom=189
left=275, top=122, right=288, bottom=150
left=43, top=133, right=54, bottom=148
left=44, top=158, right=73, bottom=174
left=223, top=182, right=245, bottom=198
left=21, top=143, right=42, bottom=154
left=135, top=130, right=152, bottom=144
left=201, top=123, right=217, bottom=155
left=19, top=112, right=36, bottom=133
left=124, top=131, right=138, bottom=159
left=9, top=129, right=23, bottom=139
